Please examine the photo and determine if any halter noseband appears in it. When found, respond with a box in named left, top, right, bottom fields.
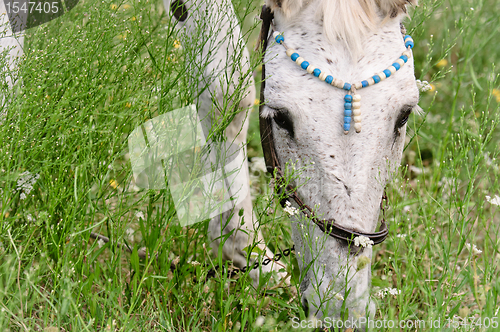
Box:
left=257, top=5, right=390, bottom=246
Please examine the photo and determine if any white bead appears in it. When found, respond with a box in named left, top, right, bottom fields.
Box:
left=273, top=31, right=280, bottom=39
left=306, top=65, right=316, bottom=74
left=377, top=72, right=386, bottom=81
left=352, top=94, right=361, bottom=102
left=296, top=57, right=305, bottom=65
left=367, top=78, right=375, bottom=86
left=353, top=108, right=361, bottom=116
left=354, top=82, right=363, bottom=90
left=319, top=72, right=327, bottom=81
left=344, top=131, right=349, bottom=135
left=352, top=102, right=361, bottom=109
left=396, top=59, right=405, bottom=67
left=286, top=49, right=295, bottom=57
left=335, top=80, right=344, bottom=89
left=354, top=123, right=362, bottom=133
left=403, top=50, right=412, bottom=58
left=388, top=66, right=397, bottom=75
left=353, top=115, right=362, bottom=123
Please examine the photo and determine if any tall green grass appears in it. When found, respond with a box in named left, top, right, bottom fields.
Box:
left=0, top=0, right=499, bottom=330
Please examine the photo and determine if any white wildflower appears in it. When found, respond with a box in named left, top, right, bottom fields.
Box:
left=409, top=165, right=423, bottom=174
left=16, top=171, right=40, bottom=198
left=189, top=261, right=201, bottom=266
left=135, top=211, right=145, bottom=219
left=396, top=234, right=407, bottom=238
left=486, top=195, right=500, bottom=206
left=97, top=238, right=105, bottom=248
left=374, top=287, right=401, bottom=299
left=416, top=79, right=432, bottom=92
left=387, top=288, right=400, bottom=296
left=283, top=200, right=299, bottom=216
left=334, top=293, right=344, bottom=301
left=484, top=152, right=493, bottom=166
left=255, top=316, right=265, bottom=327
left=465, top=243, right=482, bottom=255
left=249, top=157, right=267, bottom=173
left=26, top=214, right=33, bottom=222
left=354, top=236, right=374, bottom=248
left=126, top=228, right=134, bottom=242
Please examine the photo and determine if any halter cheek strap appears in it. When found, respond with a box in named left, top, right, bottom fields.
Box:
left=258, top=5, right=389, bottom=246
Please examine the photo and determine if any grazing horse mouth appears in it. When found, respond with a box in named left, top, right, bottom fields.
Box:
left=257, top=5, right=389, bottom=248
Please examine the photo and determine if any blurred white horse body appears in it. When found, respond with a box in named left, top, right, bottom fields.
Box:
left=0, top=1, right=24, bottom=94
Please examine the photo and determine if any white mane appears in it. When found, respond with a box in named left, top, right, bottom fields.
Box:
left=266, top=0, right=418, bottom=55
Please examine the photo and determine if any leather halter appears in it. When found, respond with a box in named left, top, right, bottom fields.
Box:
left=257, top=5, right=389, bottom=246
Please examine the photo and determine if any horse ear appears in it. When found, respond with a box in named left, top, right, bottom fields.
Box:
left=377, top=0, right=418, bottom=18
left=170, top=0, right=189, bottom=22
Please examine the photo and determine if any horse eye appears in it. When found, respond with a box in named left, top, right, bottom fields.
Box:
left=273, top=110, right=294, bottom=138
left=395, top=106, right=413, bottom=129
left=171, top=0, right=188, bottom=22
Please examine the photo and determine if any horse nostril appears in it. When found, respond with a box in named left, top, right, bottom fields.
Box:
left=302, top=298, right=309, bottom=317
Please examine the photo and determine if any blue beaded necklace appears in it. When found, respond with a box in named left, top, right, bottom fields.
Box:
left=272, top=30, right=415, bottom=134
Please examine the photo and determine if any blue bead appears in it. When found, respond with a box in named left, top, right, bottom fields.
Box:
left=344, top=116, right=352, bottom=123
left=392, top=62, right=401, bottom=70
left=373, top=75, right=381, bottom=83
left=291, top=53, right=299, bottom=61
left=343, top=123, right=350, bottom=131
left=361, top=80, right=369, bottom=88
left=301, top=61, right=309, bottom=70
left=313, top=68, right=321, bottom=77
left=400, top=55, right=408, bottom=63
left=325, top=75, right=333, bottom=84
left=344, top=103, right=352, bottom=110
left=275, top=35, right=284, bottom=44
left=383, top=69, right=391, bottom=78
left=344, top=95, right=352, bottom=102
left=343, top=83, right=351, bottom=91
left=404, top=35, right=412, bottom=41
left=344, top=109, right=352, bottom=117
left=405, top=41, right=414, bottom=49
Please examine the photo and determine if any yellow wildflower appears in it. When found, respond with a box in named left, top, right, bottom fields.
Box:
left=122, top=4, right=131, bottom=10
left=110, top=4, right=117, bottom=10
left=131, top=16, right=136, bottom=21
left=254, top=99, right=260, bottom=106
left=492, top=89, right=500, bottom=102
left=125, top=102, right=132, bottom=108
left=109, top=179, right=118, bottom=189
left=436, top=59, right=448, bottom=68
left=173, top=40, right=181, bottom=49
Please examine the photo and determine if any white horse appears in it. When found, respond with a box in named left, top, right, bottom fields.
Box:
left=169, top=0, right=420, bottom=326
